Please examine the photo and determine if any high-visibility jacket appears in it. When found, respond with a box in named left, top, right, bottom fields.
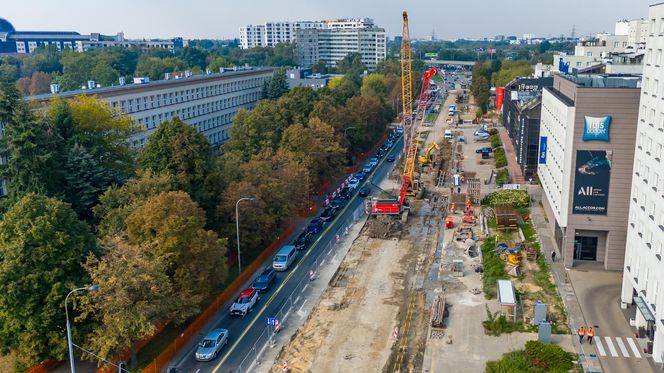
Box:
left=578, top=327, right=585, bottom=336
left=587, top=328, right=594, bottom=337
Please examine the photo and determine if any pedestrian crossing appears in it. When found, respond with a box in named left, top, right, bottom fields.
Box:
left=592, top=336, right=642, bottom=358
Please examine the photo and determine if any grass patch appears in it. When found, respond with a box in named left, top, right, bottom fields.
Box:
left=482, top=190, right=530, bottom=209
left=495, top=168, right=510, bottom=185
left=481, top=237, right=509, bottom=299
left=486, top=340, right=578, bottom=373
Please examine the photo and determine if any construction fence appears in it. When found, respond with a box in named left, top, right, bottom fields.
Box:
left=140, top=223, right=295, bottom=373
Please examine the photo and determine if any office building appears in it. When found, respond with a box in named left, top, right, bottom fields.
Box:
left=502, top=76, right=553, bottom=179
left=239, top=18, right=386, bottom=70
left=286, top=68, right=338, bottom=90
left=621, top=3, right=664, bottom=363
left=30, top=68, right=273, bottom=148
left=0, top=18, right=181, bottom=54
left=537, top=73, right=640, bottom=271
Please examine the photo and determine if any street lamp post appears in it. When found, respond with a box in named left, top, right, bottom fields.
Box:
left=65, top=284, right=99, bottom=373
left=235, top=196, right=255, bottom=274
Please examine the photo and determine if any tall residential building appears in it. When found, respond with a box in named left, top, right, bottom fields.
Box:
left=621, top=3, right=664, bottom=363
left=239, top=18, right=386, bottom=70
left=0, top=18, right=182, bottom=54
left=537, top=73, right=640, bottom=270
left=29, top=68, right=273, bottom=148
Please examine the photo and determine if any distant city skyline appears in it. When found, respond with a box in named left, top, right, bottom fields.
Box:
left=2, top=0, right=655, bottom=40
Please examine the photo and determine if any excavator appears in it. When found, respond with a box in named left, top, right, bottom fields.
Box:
left=418, top=142, right=440, bottom=164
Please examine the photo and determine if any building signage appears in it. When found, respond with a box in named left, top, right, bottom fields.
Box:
left=572, top=150, right=612, bottom=215
left=538, top=136, right=548, bottom=164
left=582, top=116, right=611, bottom=142
left=424, top=52, right=437, bottom=58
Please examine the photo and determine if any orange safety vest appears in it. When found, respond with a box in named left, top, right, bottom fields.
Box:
left=587, top=328, right=594, bottom=337
left=578, top=327, right=585, bottom=336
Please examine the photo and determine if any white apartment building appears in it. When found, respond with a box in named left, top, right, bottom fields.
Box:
left=30, top=68, right=272, bottom=148
left=239, top=20, right=327, bottom=49
left=621, top=3, right=664, bottom=363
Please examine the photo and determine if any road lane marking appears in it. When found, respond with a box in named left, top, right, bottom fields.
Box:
left=615, top=337, right=629, bottom=357
left=301, top=284, right=308, bottom=293
left=209, top=140, right=402, bottom=372
left=298, top=299, right=308, bottom=313
left=627, top=337, right=641, bottom=358
left=594, top=337, right=606, bottom=356
left=294, top=296, right=301, bottom=304
left=319, top=259, right=325, bottom=266
left=604, top=336, right=618, bottom=357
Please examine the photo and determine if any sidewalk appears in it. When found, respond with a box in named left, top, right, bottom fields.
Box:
left=497, top=127, right=526, bottom=184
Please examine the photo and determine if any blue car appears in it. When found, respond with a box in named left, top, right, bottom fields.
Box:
left=252, top=267, right=276, bottom=293
left=307, top=219, right=325, bottom=235
left=355, top=171, right=367, bottom=181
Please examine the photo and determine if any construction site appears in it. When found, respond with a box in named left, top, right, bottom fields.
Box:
left=264, top=12, right=575, bottom=373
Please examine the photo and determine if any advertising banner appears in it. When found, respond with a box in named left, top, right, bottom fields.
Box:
left=538, top=136, right=547, bottom=164
left=424, top=52, right=437, bottom=58
left=583, top=115, right=611, bottom=142
left=495, top=86, right=505, bottom=110
left=572, top=150, right=612, bottom=215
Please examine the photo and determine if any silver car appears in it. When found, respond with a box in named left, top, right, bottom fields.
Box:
left=195, top=328, right=229, bottom=361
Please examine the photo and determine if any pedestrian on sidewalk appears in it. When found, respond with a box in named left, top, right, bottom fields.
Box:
left=587, top=327, right=594, bottom=345
left=578, top=326, right=585, bottom=344
left=551, top=250, right=556, bottom=262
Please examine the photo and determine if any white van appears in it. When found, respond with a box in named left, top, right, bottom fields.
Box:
left=273, top=245, right=297, bottom=271
left=444, top=129, right=454, bottom=139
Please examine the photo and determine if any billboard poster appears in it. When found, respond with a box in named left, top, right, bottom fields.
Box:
left=538, top=136, right=547, bottom=164
left=572, top=150, right=612, bottom=215
left=583, top=115, right=611, bottom=142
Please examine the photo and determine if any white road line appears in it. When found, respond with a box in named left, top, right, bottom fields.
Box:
left=626, top=337, right=642, bottom=358
left=298, top=299, right=308, bottom=312
left=301, top=284, right=308, bottom=293
left=294, top=295, right=301, bottom=304
left=332, top=253, right=338, bottom=262
left=319, top=259, right=325, bottom=266
left=594, top=337, right=606, bottom=356
left=195, top=370, right=200, bottom=373
left=327, top=250, right=332, bottom=256
left=604, top=336, right=619, bottom=357
left=615, top=337, right=630, bottom=357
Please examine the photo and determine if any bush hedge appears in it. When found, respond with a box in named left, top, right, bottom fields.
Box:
left=494, top=147, right=507, bottom=168
left=495, top=169, right=510, bottom=185
left=486, top=341, right=576, bottom=373
left=482, top=190, right=530, bottom=209
left=490, top=134, right=502, bottom=149
left=488, top=128, right=498, bottom=136
left=481, top=237, right=508, bottom=299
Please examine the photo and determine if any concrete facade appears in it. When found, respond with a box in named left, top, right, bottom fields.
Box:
left=621, top=3, right=664, bottom=364
left=538, top=74, right=640, bottom=271
left=29, top=68, right=273, bottom=148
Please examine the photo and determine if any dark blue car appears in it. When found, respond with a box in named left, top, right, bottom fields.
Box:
left=307, top=218, right=325, bottom=235
left=252, top=267, right=276, bottom=293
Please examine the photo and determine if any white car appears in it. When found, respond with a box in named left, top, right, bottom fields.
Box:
left=347, top=177, right=360, bottom=190
left=230, top=288, right=259, bottom=317
left=195, top=329, right=229, bottom=361
left=368, top=157, right=379, bottom=167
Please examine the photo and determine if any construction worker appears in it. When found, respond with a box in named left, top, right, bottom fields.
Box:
left=587, top=327, right=594, bottom=345
left=578, top=326, right=585, bottom=344
left=551, top=250, right=556, bottom=262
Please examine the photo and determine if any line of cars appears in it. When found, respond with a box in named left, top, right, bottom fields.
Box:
left=194, top=130, right=401, bottom=363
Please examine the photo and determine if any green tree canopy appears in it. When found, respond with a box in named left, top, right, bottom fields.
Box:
left=0, top=194, right=96, bottom=371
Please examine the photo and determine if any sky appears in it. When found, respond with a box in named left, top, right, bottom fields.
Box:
left=1, top=0, right=657, bottom=40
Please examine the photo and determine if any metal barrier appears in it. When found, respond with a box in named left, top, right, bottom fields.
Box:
left=234, top=203, right=366, bottom=373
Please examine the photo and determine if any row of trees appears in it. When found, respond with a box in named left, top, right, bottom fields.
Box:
left=0, top=54, right=399, bottom=371
left=0, top=42, right=300, bottom=95
left=470, top=59, right=535, bottom=115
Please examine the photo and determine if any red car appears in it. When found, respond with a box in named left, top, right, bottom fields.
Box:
left=230, top=287, right=259, bottom=316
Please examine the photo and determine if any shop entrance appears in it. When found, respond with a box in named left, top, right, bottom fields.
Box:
left=574, top=236, right=598, bottom=261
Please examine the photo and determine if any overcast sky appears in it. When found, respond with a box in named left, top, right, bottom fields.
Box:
left=2, top=0, right=656, bottom=40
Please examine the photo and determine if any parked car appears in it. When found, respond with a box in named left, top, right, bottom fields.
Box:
left=195, top=329, right=229, bottom=361
left=355, top=171, right=367, bottom=181
left=330, top=196, right=343, bottom=210
left=307, top=218, right=325, bottom=235
left=376, top=150, right=385, bottom=158
left=368, top=157, right=379, bottom=167
left=362, top=164, right=373, bottom=173
left=292, top=231, right=311, bottom=251
left=358, top=186, right=371, bottom=197
left=230, top=288, right=259, bottom=317
left=475, top=147, right=493, bottom=154
left=458, top=137, right=465, bottom=143
left=385, top=140, right=394, bottom=148
left=252, top=267, right=276, bottom=293
left=474, top=129, right=489, bottom=137
left=475, top=133, right=490, bottom=141
left=340, top=187, right=351, bottom=199
left=386, top=155, right=396, bottom=163
left=320, top=207, right=337, bottom=222
left=347, top=178, right=360, bottom=190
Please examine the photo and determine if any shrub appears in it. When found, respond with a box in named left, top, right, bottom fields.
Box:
left=482, top=190, right=530, bottom=209
left=524, top=340, right=575, bottom=372
left=496, top=169, right=510, bottom=185
left=494, top=147, right=507, bottom=168
left=483, top=305, right=524, bottom=335
left=485, top=351, right=530, bottom=373
left=490, top=134, right=502, bottom=149
left=488, top=128, right=498, bottom=136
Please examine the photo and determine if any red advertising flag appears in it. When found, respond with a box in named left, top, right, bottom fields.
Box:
left=496, top=86, right=505, bottom=111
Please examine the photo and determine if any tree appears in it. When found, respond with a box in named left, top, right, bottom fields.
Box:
left=90, top=61, right=119, bottom=87
left=360, top=74, right=388, bottom=98
left=125, top=191, right=228, bottom=308
left=138, top=117, right=214, bottom=213
left=276, top=86, right=318, bottom=125
left=376, top=57, right=402, bottom=76
left=223, top=101, right=289, bottom=160
left=264, top=68, right=289, bottom=100
left=0, top=64, right=19, bottom=83
left=180, top=47, right=208, bottom=69
left=310, top=59, right=329, bottom=74
left=81, top=236, right=180, bottom=367
left=0, top=194, right=96, bottom=371
left=335, top=52, right=365, bottom=79
left=135, top=56, right=186, bottom=81
left=58, top=51, right=95, bottom=91
left=64, top=143, right=108, bottom=221
left=94, top=170, right=172, bottom=237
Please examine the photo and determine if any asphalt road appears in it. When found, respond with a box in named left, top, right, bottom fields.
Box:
left=172, top=134, right=404, bottom=373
